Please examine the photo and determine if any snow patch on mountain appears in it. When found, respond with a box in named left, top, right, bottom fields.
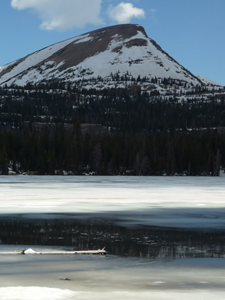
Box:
left=74, top=33, right=93, bottom=44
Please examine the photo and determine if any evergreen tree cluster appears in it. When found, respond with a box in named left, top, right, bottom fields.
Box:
left=0, top=82, right=225, bottom=176
left=0, top=83, right=225, bottom=131
left=0, top=125, right=224, bottom=176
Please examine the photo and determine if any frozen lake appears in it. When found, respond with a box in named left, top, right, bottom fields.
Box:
left=0, top=245, right=225, bottom=300
left=1, top=175, right=225, bottom=299
left=1, top=175, right=225, bottom=228
left=1, top=245, right=225, bottom=300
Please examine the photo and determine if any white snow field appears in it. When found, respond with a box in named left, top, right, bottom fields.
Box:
left=0, top=175, right=225, bottom=229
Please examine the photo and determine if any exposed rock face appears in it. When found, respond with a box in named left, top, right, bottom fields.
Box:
left=0, top=24, right=207, bottom=87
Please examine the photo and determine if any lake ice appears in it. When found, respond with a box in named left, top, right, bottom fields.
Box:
left=1, top=175, right=225, bottom=228
left=0, top=175, right=225, bottom=299
left=0, top=245, right=225, bottom=300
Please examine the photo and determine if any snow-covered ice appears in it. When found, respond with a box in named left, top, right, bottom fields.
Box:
left=24, top=248, right=36, bottom=254
left=0, top=287, right=75, bottom=300
left=0, top=246, right=225, bottom=300
left=1, top=288, right=225, bottom=300
left=0, top=176, right=225, bottom=229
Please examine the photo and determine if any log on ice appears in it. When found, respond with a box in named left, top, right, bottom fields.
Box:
left=0, top=247, right=107, bottom=255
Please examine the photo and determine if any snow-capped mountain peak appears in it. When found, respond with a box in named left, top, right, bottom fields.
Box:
left=0, top=24, right=212, bottom=87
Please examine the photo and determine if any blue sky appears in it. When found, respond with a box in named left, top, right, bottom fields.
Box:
left=0, top=0, right=224, bottom=85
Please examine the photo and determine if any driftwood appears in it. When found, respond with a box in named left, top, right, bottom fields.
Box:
left=0, top=247, right=107, bottom=255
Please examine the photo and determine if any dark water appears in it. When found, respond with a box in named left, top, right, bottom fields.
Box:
left=1, top=214, right=225, bottom=259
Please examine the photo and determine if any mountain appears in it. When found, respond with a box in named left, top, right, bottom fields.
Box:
left=0, top=24, right=212, bottom=88
left=1, top=24, right=225, bottom=176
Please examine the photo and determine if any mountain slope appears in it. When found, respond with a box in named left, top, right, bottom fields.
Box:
left=0, top=24, right=204, bottom=87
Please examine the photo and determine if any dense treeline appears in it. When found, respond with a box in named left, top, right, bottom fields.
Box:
left=0, top=83, right=225, bottom=131
left=0, top=83, right=225, bottom=175
left=0, top=125, right=224, bottom=175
